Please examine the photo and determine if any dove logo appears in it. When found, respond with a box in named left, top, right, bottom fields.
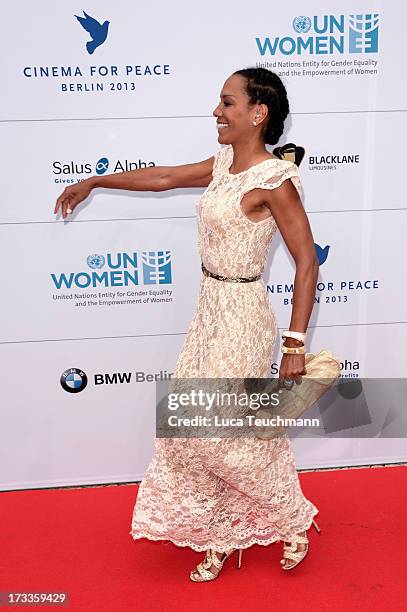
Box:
left=315, top=243, right=330, bottom=265
left=75, top=11, right=110, bottom=54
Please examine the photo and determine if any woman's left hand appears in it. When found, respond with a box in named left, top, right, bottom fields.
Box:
left=278, top=353, right=306, bottom=388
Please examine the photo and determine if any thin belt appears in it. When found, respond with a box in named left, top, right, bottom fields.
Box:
left=201, top=262, right=261, bottom=283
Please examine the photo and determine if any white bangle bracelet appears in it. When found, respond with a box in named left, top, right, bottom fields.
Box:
left=282, top=330, right=306, bottom=344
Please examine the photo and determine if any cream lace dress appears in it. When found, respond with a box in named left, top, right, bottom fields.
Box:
left=129, top=145, right=319, bottom=551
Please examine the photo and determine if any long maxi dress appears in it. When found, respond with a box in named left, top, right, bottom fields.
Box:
left=129, top=144, right=319, bottom=552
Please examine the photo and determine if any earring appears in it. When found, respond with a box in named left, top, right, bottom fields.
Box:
left=253, top=121, right=257, bottom=126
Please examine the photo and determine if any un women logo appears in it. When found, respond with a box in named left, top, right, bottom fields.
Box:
left=292, top=16, right=312, bottom=34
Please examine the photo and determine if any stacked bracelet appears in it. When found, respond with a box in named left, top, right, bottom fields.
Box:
left=282, top=330, right=306, bottom=344
left=281, top=343, right=305, bottom=355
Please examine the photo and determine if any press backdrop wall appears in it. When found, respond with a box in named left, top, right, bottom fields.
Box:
left=1, top=1, right=406, bottom=490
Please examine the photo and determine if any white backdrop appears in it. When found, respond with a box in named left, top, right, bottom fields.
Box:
left=1, top=1, right=406, bottom=490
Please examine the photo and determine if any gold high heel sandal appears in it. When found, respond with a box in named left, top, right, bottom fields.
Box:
left=189, top=548, right=243, bottom=582
left=280, top=518, right=321, bottom=571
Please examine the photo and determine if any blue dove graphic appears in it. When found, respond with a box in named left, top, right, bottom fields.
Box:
left=75, top=11, right=109, bottom=54
left=314, top=243, right=330, bottom=265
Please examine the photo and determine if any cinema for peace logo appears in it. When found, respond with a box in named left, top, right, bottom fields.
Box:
left=22, top=12, right=171, bottom=96
left=267, top=241, right=380, bottom=308
left=256, top=13, right=379, bottom=56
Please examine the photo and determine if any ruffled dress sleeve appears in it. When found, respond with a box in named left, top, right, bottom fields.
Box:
left=251, top=160, right=303, bottom=199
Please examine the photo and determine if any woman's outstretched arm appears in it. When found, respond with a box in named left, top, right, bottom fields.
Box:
left=54, top=156, right=214, bottom=219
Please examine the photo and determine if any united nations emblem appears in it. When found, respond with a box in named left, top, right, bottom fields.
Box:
left=87, top=254, right=105, bottom=269
left=292, top=16, right=312, bottom=34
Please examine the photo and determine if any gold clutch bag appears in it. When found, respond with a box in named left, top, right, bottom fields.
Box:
left=251, top=349, right=341, bottom=440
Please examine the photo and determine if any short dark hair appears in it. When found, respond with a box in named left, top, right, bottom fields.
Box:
left=234, top=67, right=290, bottom=145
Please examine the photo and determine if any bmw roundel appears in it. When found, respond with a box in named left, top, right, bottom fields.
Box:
left=60, top=368, right=88, bottom=393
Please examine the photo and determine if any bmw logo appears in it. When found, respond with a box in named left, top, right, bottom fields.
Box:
left=87, top=254, right=105, bottom=269
left=293, top=16, right=312, bottom=34
left=60, top=368, right=88, bottom=393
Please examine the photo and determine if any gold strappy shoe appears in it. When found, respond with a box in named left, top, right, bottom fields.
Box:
left=189, top=548, right=243, bottom=582
left=280, top=519, right=321, bottom=571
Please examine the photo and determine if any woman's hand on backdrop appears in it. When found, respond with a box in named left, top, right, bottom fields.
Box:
left=54, top=178, right=94, bottom=219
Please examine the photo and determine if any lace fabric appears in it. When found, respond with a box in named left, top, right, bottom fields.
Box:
left=130, top=145, right=318, bottom=551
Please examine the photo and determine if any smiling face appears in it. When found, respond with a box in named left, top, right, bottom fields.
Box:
left=213, top=74, right=266, bottom=145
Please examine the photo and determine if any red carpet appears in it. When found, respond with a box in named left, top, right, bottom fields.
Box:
left=0, top=466, right=405, bottom=611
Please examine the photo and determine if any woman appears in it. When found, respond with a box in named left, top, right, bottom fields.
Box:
left=54, top=67, right=320, bottom=581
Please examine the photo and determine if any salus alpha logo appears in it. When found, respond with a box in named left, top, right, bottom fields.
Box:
left=60, top=368, right=88, bottom=393
left=256, top=13, right=379, bottom=56
left=51, top=250, right=172, bottom=290
left=52, top=156, right=155, bottom=184
left=269, top=357, right=360, bottom=378
left=95, top=157, right=109, bottom=175
left=75, top=11, right=110, bottom=54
